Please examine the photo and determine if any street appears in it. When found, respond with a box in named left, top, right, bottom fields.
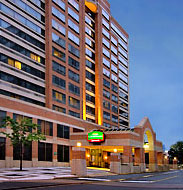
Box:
left=0, top=170, right=183, bottom=190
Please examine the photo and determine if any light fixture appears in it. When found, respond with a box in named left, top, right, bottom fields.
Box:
left=86, top=154, right=90, bottom=158
left=77, top=142, right=81, bottom=147
left=114, top=149, right=117, bottom=153
left=173, top=157, right=177, bottom=161
left=143, top=142, right=149, bottom=149
left=164, top=155, right=168, bottom=160
left=104, top=156, right=108, bottom=160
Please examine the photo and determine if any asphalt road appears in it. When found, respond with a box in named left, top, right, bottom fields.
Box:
left=0, top=170, right=183, bottom=190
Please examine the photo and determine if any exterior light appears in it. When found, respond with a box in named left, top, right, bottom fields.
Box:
left=143, top=142, right=149, bottom=149
left=165, top=155, right=168, bottom=160
left=86, top=154, right=90, bottom=158
left=104, top=156, right=108, bottom=160
left=114, top=149, right=117, bottom=153
left=173, top=157, right=177, bottom=161
left=77, top=142, right=81, bottom=147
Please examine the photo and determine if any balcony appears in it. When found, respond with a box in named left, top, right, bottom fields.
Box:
left=85, top=0, right=98, bottom=13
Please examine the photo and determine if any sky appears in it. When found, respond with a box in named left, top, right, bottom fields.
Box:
left=108, top=0, right=183, bottom=149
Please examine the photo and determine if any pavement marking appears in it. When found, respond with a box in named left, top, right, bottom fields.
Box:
left=143, top=175, right=154, bottom=178
left=78, top=178, right=111, bottom=182
left=121, top=180, right=153, bottom=183
left=152, top=175, right=178, bottom=183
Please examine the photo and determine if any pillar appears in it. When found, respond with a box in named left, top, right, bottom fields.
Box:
left=149, top=150, right=158, bottom=171
left=173, top=158, right=178, bottom=170
left=110, top=153, right=121, bottom=174
left=71, top=147, right=86, bottom=177
left=134, top=148, right=145, bottom=172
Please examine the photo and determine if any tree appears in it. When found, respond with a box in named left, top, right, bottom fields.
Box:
left=168, top=141, right=183, bottom=165
left=0, top=116, right=46, bottom=171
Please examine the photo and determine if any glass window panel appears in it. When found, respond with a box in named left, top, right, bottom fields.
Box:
left=68, top=7, right=79, bottom=22
left=52, top=19, right=65, bottom=35
left=103, top=68, right=110, bottom=78
left=68, top=19, right=79, bottom=33
left=102, top=18, right=109, bottom=29
left=102, top=9, right=109, bottom=20
left=102, top=38, right=110, bottom=48
left=68, top=0, right=79, bottom=11
left=102, top=28, right=110, bottom=39
left=103, top=57, right=110, bottom=68
left=53, top=0, right=65, bottom=10
left=68, top=31, right=79, bottom=45
left=52, top=6, right=65, bottom=22
left=103, top=47, right=110, bottom=58
left=111, top=64, right=118, bottom=73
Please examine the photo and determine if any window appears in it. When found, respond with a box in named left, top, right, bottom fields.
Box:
left=111, top=36, right=117, bottom=46
left=69, top=96, right=80, bottom=109
left=103, top=68, right=110, bottom=78
left=0, top=71, right=45, bottom=94
left=0, top=37, right=44, bottom=64
left=69, top=110, right=80, bottom=118
left=52, top=60, right=66, bottom=76
left=68, top=44, right=80, bottom=57
left=119, top=72, right=128, bottom=83
left=68, top=0, right=79, bottom=11
left=0, top=110, right=6, bottom=126
left=53, top=0, right=65, bottom=10
left=86, top=71, right=95, bottom=82
left=69, top=70, right=79, bottom=83
left=112, top=84, right=118, bottom=93
left=119, top=46, right=128, bottom=59
left=0, top=137, right=5, bottom=160
left=112, top=115, right=118, bottom=123
left=68, top=7, right=79, bottom=22
left=86, top=118, right=95, bottom=123
left=57, top=124, right=70, bottom=139
left=38, top=119, right=53, bottom=136
left=102, top=18, right=109, bottom=29
left=103, top=57, right=110, bottom=68
left=52, top=19, right=66, bottom=35
left=52, top=6, right=65, bottom=22
left=69, top=83, right=80, bottom=96
left=13, top=142, right=32, bottom=161
left=103, top=122, right=110, bottom=128
left=53, top=105, right=66, bottom=113
left=111, top=23, right=127, bottom=43
left=86, top=82, right=95, bottom=93
left=52, top=47, right=66, bottom=62
left=103, top=111, right=110, bottom=120
left=85, top=37, right=95, bottom=49
left=103, top=89, right=110, bottom=99
left=85, top=16, right=95, bottom=28
left=119, top=64, right=128, bottom=75
left=86, top=59, right=95, bottom=71
left=0, top=3, right=44, bottom=35
left=119, top=119, right=129, bottom=127
left=111, top=74, right=118, bottom=83
left=119, top=38, right=128, bottom=50
left=52, top=32, right=66, bottom=48
left=102, top=9, right=109, bottom=20
left=112, top=105, right=118, bottom=114
left=52, top=75, right=66, bottom=89
left=119, top=110, right=128, bottom=119
left=52, top=90, right=66, bottom=104
left=120, top=100, right=128, bottom=110
left=119, top=55, right=128, bottom=67
left=0, top=19, right=45, bottom=50
left=85, top=48, right=95, bottom=60
left=102, top=38, right=110, bottom=48
left=68, top=19, right=79, bottom=33
left=85, top=26, right=95, bottom=39
left=57, top=145, right=69, bottom=162
left=103, top=47, right=110, bottom=58
left=68, top=31, right=80, bottom=45
left=119, top=82, right=128, bottom=92
left=68, top=56, right=80, bottom=70
left=119, top=91, right=128, bottom=100
left=111, top=55, right=117, bottom=64
left=111, top=64, right=118, bottom=73
left=86, top=106, right=95, bottom=115
left=111, top=45, right=117, bottom=55
left=103, top=100, right=110, bottom=110
left=102, top=28, right=110, bottom=39
left=38, top=142, right=52, bottom=161
left=86, top=94, right=95, bottom=104
left=103, top=78, right=110, bottom=88
left=112, top=94, right=118, bottom=103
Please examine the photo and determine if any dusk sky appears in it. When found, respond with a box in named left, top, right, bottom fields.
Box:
left=108, top=0, right=183, bottom=149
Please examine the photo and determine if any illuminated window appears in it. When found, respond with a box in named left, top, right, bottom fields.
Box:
left=15, top=61, right=21, bottom=70
left=30, top=53, right=41, bottom=63
left=8, top=58, right=14, bottom=66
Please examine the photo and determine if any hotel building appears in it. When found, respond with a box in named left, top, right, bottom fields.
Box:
left=0, top=0, right=163, bottom=170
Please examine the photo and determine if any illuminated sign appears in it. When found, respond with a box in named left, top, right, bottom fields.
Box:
left=87, top=131, right=104, bottom=142
left=85, top=0, right=97, bottom=13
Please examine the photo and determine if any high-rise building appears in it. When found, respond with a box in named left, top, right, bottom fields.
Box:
left=0, top=0, right=135, bottom=167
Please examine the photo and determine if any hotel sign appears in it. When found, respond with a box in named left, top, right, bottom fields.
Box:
left=87, top=131, right=104, bottom=142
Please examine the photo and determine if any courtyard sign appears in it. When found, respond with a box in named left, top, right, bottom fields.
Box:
left=87, top=131, right=104, bottom=142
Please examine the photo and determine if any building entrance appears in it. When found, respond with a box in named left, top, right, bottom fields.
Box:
left=86, top=149, right=109, bottom=168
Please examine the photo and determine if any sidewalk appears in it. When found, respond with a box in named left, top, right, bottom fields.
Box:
left=0, top=167, right=114, bottom=182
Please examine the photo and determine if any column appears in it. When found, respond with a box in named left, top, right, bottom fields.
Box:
left=110, top=153, right=121, bottom=174
left=71, top=147, right=86, bottom=177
